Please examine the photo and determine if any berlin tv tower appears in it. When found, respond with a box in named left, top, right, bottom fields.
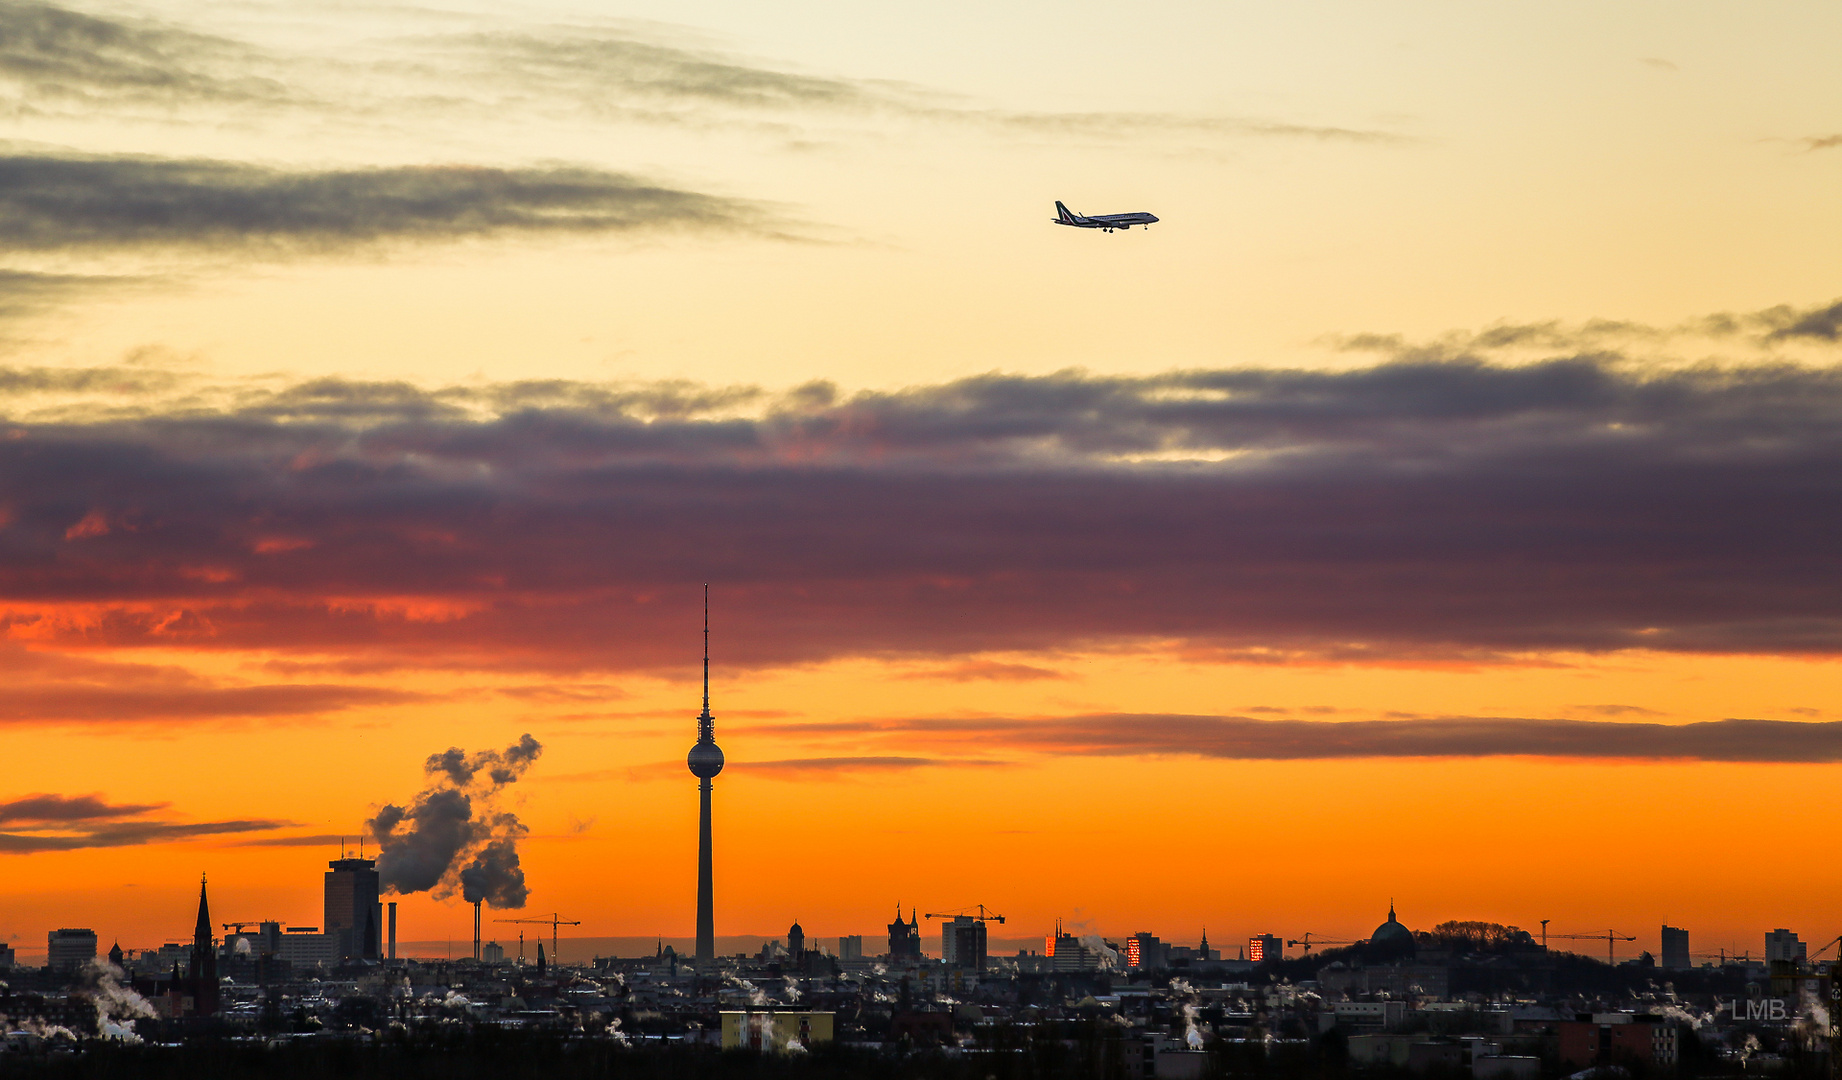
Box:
left=686, top=585, right=725, bottom=965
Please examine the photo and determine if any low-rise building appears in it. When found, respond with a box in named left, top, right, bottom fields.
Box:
left=720, top=1010, right=834, bottom=1052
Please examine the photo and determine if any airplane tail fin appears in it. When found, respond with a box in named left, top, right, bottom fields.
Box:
left=1055, top=200, right=1077, bottom=224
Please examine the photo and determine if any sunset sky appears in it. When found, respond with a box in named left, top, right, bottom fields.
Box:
left=2, top=0, right=1841, bottom=965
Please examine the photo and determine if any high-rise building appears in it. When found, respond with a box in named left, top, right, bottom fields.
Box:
left=1249, top=934, right=1284, bottom=963
left=1766, top=929, right=1806, bottom=963
left=887, top=906, right=921, bottom=962
left=1127, top=932, right=1163, bottom=970
left=46, top=928, right=97, bottom=972
left=0, top=943, right=15, bottom=969
left=325, top=857, right=383, bottom=960
left=187, top=876, right=219, bottom=1016
left=481, top=941, right=505, bottom=964
left=942, top=916, right=987, bottom=971
left=837, top=935, right=863, bottom=961
left=686, top=588, right=726, bottom=966
left=788, top=920, right=806, bottom=959
left=1661, top=925, right=1690, bottom=970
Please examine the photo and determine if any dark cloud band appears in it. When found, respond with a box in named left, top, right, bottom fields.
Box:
left=776, top=714, right=1842, bottom=764
left=1, top=348, right=1842, bottom=668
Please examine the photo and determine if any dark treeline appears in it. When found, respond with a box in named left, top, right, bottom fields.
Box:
left=0, top=1022, right=1294, bottom=1080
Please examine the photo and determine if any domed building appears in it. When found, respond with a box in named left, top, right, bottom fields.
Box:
left=1366, top=901, right=1416, bottom=960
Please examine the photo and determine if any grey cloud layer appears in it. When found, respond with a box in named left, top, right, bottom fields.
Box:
left=0, top=0, right=288, bottom=107
left=779, top=715, right=1842, bottom=763
left=0, top=153, right=770, bottom=252
left=0, top=818, right=292, bottom=852
left=0, top=1, right=1402, bottom=145
left=3, top=342, right=1842, bottom=667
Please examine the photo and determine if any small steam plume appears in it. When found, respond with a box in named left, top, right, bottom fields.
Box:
left=81, top=962, right=154, bottom=1043
left=1170, top=979, right=1204, bottom=1049
left=369, top=735, right=542, bottom=908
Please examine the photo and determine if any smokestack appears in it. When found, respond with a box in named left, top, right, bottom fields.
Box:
left=388, top=902, right=397, bottom=960
left=473, top=900, right=482, bottom=962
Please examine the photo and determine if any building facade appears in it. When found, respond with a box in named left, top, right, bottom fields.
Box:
left=1766, top=929, right=1805, bottom=963
left=942, top=916, right=987, bottom=971
left=1661, top=925, right=1690, bottom=970
left=1127, top=932, right=1163, bottom=970
left=1558, top=1014, right=1679, bottom=1071
left=46, top=928, right=97, bottom=972
left=325, top=857, right=383, bottom=961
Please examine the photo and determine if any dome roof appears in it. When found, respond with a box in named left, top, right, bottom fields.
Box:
left=1371, top=902, right=1413, bottom=946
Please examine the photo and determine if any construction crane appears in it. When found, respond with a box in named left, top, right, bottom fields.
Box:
left=495, top=913, right=580, bottom=964
left=922, top=905, right=1006, bottom=925
left=1547, top=929, right=1636, bottom=966
left=1287, top=933, right=1358, bottom=955
left=220, top=921, right=268, bottom=935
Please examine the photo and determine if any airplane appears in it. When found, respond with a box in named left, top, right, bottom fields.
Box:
left=1052, top=200, right=1159, bottom=232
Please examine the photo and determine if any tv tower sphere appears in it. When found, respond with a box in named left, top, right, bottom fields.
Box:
left=688, top=740, right=724, bottom=778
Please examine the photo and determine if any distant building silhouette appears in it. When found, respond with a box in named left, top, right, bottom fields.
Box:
left=46, top=928, right=97, bottom=973
left=1766, top=928, right=1805, bottom=963
left=1249, top=934, right=1284, bottom=963
left=941, top=915, right=987, bottom=971
left=787, top=919, right=805, bottom=960
left=887, top=905, right=921, bottom=962
left=1126, top=932, right=1163, bottom=970
left=1661, top=925, right=1690, bottom=970
left=1367, top=901, right=1416, bottom=961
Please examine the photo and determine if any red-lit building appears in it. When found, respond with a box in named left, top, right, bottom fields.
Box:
left=1558, top=1013, right=1678, bottom=1071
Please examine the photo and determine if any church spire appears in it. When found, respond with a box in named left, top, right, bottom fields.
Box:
left=193, top=874, right=211, bottom=943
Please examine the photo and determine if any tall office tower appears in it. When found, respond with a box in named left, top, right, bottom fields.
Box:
left=943, top=916, right=988, bottom=972
left=325, top=856, right=383, bottom=960
left=686, top=587, right=726, bottom=965
left=1661, top=925, right=1690, bottom=970
left=1127, top=932, right=1163, bottom=970
left=187, top=876, right=219, bottom=1015
left=1249, top=934, right=1284, bottom=963
left=46, top=928, right=97, bottom=972
left=838, top=935, right=864, bottom=961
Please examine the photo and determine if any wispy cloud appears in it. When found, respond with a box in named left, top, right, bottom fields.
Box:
left=0, top=0, right=292, bottom=110
left=738, top=755, right=1010, bottom=777
left=0, top=151, right=777, bottom=254
left=0, top=789, right=297, bottom=853
left=0, top=818, right=293, bottom=852
left=896, top=660, right=1067, bottom=682
left=762, top=714, right=1842, bottom=764
left=0, top=793, right=165, bottom=822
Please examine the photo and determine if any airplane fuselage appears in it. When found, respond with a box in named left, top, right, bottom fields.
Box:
left=1053, top=201, right=1158, bottom=231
